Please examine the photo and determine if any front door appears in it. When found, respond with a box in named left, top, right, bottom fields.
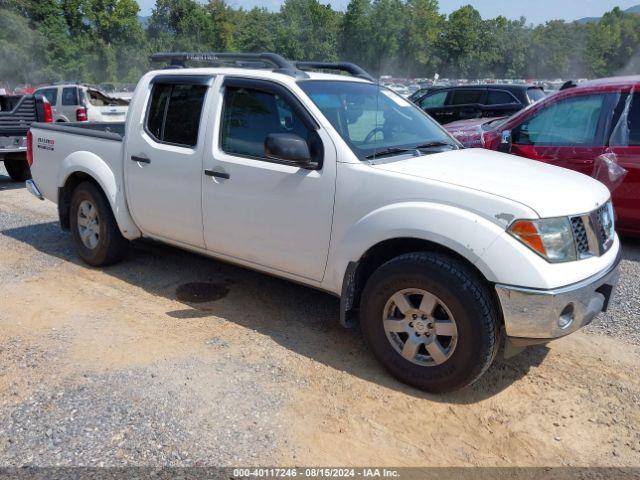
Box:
left=201, top=78, right=336, bottom=282
left=125, top=76, right=212, bottom=248
left=509, top=92, right=613, bottom=176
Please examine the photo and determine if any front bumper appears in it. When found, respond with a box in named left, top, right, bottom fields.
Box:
left=495, top=252, right=621, bottom=342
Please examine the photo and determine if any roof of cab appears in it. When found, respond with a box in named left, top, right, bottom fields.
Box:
left=579, top=75, right=640, bottom=90
left=147, top=67, right=372, bottom=84
left=147, top=53, right=376, bottom=84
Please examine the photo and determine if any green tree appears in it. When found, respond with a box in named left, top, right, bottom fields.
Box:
left=404, top=0, right=443, bottom=76
left=277, top=0, right=339, bottom=61
left=340, top=0, right=372, bottom=68
left=235, top=7, right=278, bottom=53
left=437, top=5, right=483, bottom=77
left=0, top=8, right=49, bottom=85
left=148, top=0, right=214, bottom=52
left=369, top=0, right=407, bottom=74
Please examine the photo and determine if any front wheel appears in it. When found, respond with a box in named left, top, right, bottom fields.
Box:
left=360, top=252, right=501, bottom=393
left=70, top=181, right=128, bottom=266
left=4, top=154, right=31, bottom=182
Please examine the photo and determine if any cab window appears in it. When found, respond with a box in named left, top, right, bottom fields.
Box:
left=419, top=91, right=448, bottom=109
left=62, top=87, right=79, bottom=106
left=450, top=89, right=483, bottom=105
left=145, top=83, right=207, bottom=147
left=486, top=90, right=518, bottom=105
left=610, top=93, right=640, bottom=146
left=36, top=88, right=58, bottom=106
left=513, top=94, right=607, bottom=146
left=220, top=86, right=321, bottom=164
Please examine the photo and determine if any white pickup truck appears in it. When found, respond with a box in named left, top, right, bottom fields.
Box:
left=26, top=53, right=621, bottom=392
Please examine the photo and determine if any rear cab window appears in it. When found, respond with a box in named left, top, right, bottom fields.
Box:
left=145, top=79, right=208, bottom=148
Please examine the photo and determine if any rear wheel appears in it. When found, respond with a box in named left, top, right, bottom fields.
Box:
left=360, top=252, right=501, bottom=393
left=4, top=154, right=31, bottom=182
left=69, top=181, right=128, bottom=266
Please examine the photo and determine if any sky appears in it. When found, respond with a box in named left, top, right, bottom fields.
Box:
left=136, top=0, right=640, bottom=25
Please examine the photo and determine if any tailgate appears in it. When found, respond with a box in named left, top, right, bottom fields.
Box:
left=0, top=95, right=37, bottom=137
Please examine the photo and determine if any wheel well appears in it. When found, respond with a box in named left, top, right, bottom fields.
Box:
left=341, top=238, right=500, bottom=327
left=58, top=172, right=102, bottom=230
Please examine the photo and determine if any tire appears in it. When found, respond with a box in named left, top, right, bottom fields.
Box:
left=4, top=154, right=31, bottom=182
left=69, top=181, right=128, bottom=266
left=360, top=252, right=501, bottom=393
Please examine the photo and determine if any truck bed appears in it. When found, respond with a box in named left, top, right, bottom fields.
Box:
left=29, top=121, right=125, bottom=204
left=31, top=121, right=125, bottom=140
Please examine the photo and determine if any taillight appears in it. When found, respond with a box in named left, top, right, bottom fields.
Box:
left=76, top=107, right=87, bottom=122
left=43, top=101, right=53, bottom=123
left=26, top=130, right=33, bottom=167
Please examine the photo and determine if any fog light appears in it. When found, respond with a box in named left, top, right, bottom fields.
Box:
left=558, top=304, right=575, bottom=329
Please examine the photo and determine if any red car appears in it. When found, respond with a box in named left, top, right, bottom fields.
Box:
left=444, top=76, right=640, bottom=237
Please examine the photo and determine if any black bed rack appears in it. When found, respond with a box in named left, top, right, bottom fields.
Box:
left=149, top=52, right=376, bottom=82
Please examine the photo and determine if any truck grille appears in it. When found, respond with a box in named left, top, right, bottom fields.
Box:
left=570, top=201, right=615, bottom=259
left=571, top=217, right=590, bottom=256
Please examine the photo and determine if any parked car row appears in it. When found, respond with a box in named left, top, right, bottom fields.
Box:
left=410, top=84, right=546, bottom=125
left=443, top=76, right=640, bottom=237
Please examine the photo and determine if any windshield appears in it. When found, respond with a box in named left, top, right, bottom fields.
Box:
left=299, top=81, right=457, bottom=160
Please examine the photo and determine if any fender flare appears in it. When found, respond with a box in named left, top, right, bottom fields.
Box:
left=58, top=151, right=141, bottom=239
left=326, top=201, right=508, bottom=297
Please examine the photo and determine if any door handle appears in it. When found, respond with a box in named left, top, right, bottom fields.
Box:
left=131, top=155, right=151, bottom=164
left=204, top=169, right=230, bottom=179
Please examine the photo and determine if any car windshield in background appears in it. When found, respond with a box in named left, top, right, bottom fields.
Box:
left=299, top=81, right=456, bottom=160
left=527, top=88, right=546, bottom=103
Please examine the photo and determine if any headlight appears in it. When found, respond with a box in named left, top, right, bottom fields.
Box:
left=508, top=217, right=576, bottom=263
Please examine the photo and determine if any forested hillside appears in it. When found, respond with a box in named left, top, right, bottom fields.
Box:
left=1, top=0, right=640, bottom=85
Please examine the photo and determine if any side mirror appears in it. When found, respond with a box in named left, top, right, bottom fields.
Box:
left=498, top=129, right=512, bottom=153
left=265, top=133, right=314, bottom=168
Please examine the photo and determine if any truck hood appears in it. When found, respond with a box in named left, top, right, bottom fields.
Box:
left=371, top=148, right=610, bottom=218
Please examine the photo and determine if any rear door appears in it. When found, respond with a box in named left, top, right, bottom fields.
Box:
left=483, top=89, right=523, bottom=118
left=433, top=88, right=487, bottom=124
left=509, top=92, right=614, bottom=176
left=125, top=75, right=212, bottom=248
left=608, top=92, right=640, bottom=234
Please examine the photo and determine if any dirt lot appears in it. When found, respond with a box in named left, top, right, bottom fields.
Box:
left=0, top=167, right=639, bottom=468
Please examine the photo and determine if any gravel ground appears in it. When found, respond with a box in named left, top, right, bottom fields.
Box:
left=0, top=164, right=639, bottom=468
left=585, top=237, right=640, bottom=345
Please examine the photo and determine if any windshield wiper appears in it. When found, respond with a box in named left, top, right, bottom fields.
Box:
left=414, top=141, right=457, bottom=150
left=365, top=147, right=415, bottom=159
